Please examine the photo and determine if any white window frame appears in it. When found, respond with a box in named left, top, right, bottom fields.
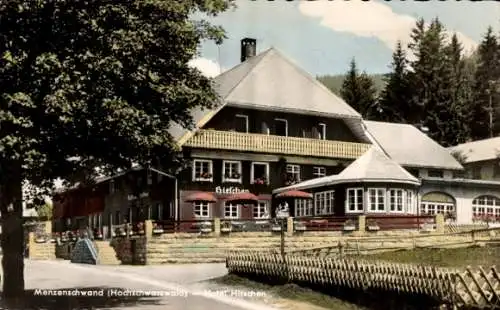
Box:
left=222, top=160, right=242, bottom=183
left=253, top=202, right=269, bottom=219
left=193, top=202, right=210, bottom=218
left=274, top=118, right=288, bottom=136
left=472, top=195, right=500, bottom=221
left=192, top=159, right=213, bottom=182
left=313, top=166, right=326, bottom=178
left=224, top=202, right=240, bottom=219
left=406, top=190, right=415, bottom=214
left=346, top=188, right=364, bottom=213
left=368, top=188, right=386, bottom=212
left=388, top=189, right=404, bottom=213
left=235, top=114, right=249, bottom=133
left=314, top=190, right=335, bottom=215
left=250, top=162, right=270, bottom=184
left=318, top=123, right=326, bottom=140
left=295, top=199, right=313, bottom=217
left=286, top=164, right=301, bottom=182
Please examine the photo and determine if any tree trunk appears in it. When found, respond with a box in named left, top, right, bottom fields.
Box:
left=0, top=173, right=25, bottom=306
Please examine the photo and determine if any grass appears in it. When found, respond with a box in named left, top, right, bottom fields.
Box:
left=210, top=274, right=365, bottom=310
left=354, top=244, right=500, bottom=269
left=211, top=245, right=500, bottom=309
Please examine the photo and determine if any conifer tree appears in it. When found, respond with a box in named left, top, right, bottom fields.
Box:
left=376, top=41, right=413, bottom=122
left=472, top=27, right=500, bottom=139
left=340, top=58, right=377, bottom=119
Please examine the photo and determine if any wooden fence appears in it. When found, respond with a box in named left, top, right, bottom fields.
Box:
left=226, top=251, right=500, bottom=308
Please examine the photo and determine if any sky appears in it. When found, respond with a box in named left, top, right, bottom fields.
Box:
left=189, top=0, right=500, bottom=77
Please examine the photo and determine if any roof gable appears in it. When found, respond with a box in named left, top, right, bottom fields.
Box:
left=363, top=121, right=463, bottom=170
left=337, top=147, right=419, bottom=183
left=171, top=47, right=363, bottom=145
left=223, top=48, right=361, bottom=118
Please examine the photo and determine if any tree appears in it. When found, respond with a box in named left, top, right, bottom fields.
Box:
left=471, top=27, right=500, bottom=139
left=0, top=0, right=232, bottom=304
left=376, top=41, right=414, bottom=122
left=36, top=203, right=53, bottom=220
left=407, top=18, right=463, bottom=146
left=340, top=58, right=378, bottom=119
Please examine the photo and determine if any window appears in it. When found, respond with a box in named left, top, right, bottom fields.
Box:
left=193, top=202, right=210, bottom=218
left=406, top=191, right=415, bottom=213
left=428, top=169, right=443, bottom=178
left=222, top=161, right=242, bottom=183
left=295, top=199, right=313, bottom=217
left=253, top=202, right=269, bottom=219
left=388, top=189, right=404, bottom=212
left=420, top=202, right=455, bottom=216
left=251, top=162, right=269, bottom=184
left=274, top=118, right=288, bottom=136
left=234, top=114, right=248, bottom=133
left=224, top=202, right=239, bottom=219
left=115, top=211, right=120, bottom=225
left=151, top=203, right=162, bottom=220
left=314, top=190, right=335, bottom=215
left=346, top=188, right=364, bottom=213
left=318, top=123, right=326, bottom=140
left=472, top=195, right=500, bottom=222
left=192, top=159, right=213, bottom=182
left=368, top=188, right=386, bottom=212
left=313, top=167, right=326, bottom=178
left=286, top=164, right=301, bottom=183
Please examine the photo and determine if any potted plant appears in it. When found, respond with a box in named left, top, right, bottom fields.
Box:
left=61, top=232, right=68, bottom=242
left=343, top=219, right=356, bottom=231
left=35, top=233, right=47, bottom=243
left=136, top=222, right=145, bottom=235
left=94, top=229, right=103, bottom=240
left=220, top=221, right=232, bottom=233
left=254, top=177, right=267, bottom=185
left=199, top=221, right=212, bottom=233
left=50, top=233, right=58, bottom=243
left=152, top=223, right=164, bottom=234
left=294, top=220, right=307, bottom=231
left=232, top=172, right=241, bottom=179
left=366, top=219, right=380, bottom=231
left=200, top=172, right=212, bottom=179
left=115, top=226, right=126, bottom=237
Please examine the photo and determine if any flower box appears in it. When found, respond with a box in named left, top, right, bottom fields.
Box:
left=271, top=225, right=282, bottom=232
left=35, top=237, right=47, bottom=243
left=294, top=221, right=307, bottom=231
left=343, top=220, right=356, bottom=232
left=366, top=220, right=380, bottom=231
left=152, top=228, right=164, bottom=234
left=221, top=222, right=232, bottom=233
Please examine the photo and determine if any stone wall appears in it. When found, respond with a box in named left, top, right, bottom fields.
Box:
left=110, top=236, right=147, bottom=265
left=28, top=233, right=56, bottom=260
left=146, top=230, right=482, bottom=264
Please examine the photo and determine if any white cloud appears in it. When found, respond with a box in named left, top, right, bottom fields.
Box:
left=298, top=1, right=478, bottom=55
left=188, top=57, right=223, bottom=77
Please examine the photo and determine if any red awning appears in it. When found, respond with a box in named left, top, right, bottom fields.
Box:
left=226, top=192, right=259, bottom=205
left=185, top=192, right=217, bottom=203
left=275, top=190, right=313, bottom=199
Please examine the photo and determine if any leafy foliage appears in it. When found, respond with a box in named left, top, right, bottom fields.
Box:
left=36, top=203, right=52, bottom=220
left=0, top=0, right=232, bottom=300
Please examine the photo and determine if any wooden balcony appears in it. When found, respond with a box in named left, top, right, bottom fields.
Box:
left=184, top=129, right=371, bottom=159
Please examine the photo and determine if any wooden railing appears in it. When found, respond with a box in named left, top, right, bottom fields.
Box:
left=365, top=215, right=436, bottom=231
left=294, top=216, right=359, bottom=231
left=184, top=129, right=371, bottom=159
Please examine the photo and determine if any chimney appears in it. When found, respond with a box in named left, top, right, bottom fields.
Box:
left=241, top=38, right=256, bottom=62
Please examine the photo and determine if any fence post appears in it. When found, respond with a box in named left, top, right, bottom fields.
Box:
left=213, top=217, right=221, bottom=236
left=287, top=217, right=294, bottom=236
left=357, top=215, right=366, bottom=235
left=435, top=213, right=444, bottom=234
left=145, top=220, right=153, bottom=239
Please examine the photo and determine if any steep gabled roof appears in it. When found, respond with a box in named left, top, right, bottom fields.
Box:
left=363, top=121, right=463, bottom=170
left=273, top=147, right=419, bottom=193
left=172, top=47, right=364, bottom=146
left=448, top=137, right=500, bottom=163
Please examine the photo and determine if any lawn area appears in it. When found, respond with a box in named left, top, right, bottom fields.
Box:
left=354, top=244, right=500, bottom=269
left=210, top=274, right=366, bottom=310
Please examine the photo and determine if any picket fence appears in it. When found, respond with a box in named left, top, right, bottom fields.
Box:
left=226, top=251, right=500, bottom=308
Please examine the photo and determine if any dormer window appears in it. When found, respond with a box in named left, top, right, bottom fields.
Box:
left=192, top=159, right=213, bottom=182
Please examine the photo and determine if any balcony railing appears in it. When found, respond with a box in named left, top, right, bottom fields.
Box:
left=184, top=129, right=371, bottom=159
